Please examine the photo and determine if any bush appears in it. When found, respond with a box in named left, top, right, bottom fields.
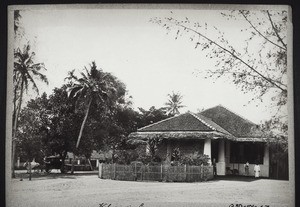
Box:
left=179, top=153, right=210, bottom=166
left=136, top=154, right=162, bottom=165
left=114, top=149, right=139, bottom=165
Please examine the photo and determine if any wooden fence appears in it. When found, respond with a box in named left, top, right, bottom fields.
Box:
left=99, top=163, right=213, bottom=182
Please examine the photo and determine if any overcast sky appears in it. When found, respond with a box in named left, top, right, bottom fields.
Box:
left=11, top=5, right=289, bottom=124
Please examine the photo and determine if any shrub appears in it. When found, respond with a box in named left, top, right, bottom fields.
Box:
left=136, top=154, right=162, bottom=165
left=179, top=152, right=210, bottom=166
left=114, top=149, right=139, bottom=165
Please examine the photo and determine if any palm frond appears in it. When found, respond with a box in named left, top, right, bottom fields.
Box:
left=30, top=69, right=49, bottom=85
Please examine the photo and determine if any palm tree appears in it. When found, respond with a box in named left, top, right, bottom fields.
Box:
left=66, top=62, right=123, bottom=147
left=164, top=91, right=185, bottom=115
left=66, top=62, right=122, bottom=173
left=12, top=43, right=48, bottom=177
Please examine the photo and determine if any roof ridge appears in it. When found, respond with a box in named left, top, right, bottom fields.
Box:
left=188, top=112, right=216, bottom=131
left=193, top=112, right=234, bottom=136
left=202, top=104, right=257, bottom=126
left=137, top=114, right=181, bottom=131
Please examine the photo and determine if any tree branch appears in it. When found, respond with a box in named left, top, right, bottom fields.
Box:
left=239, top=10, right=287, bottom=51
left=169, top=21, right=287, bottom=92
left=266, top=10, right=287, bottom=50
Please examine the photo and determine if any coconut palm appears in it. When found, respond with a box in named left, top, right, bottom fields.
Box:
left=66, top=61, right=122, bottom=149
left=12, top=43, right=48, bottom=177
left=164, top=92, right=185, bottom=115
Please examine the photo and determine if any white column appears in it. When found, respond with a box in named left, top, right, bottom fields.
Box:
left=96, top=159, right=99, bottom=168
left=17, top=157, right=20, bottom=168
left=77, top=159, right=80, bottom=165
left=203, top=138, right=212, bottom=165
left=263, top=144, right=270, bottom=165
left=98, top=163, right=103, bottom=178
left=217, top=139, right=226, bottom=175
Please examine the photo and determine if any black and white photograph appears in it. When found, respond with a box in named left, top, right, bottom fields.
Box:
left=6, top=4, right=294, bottom=207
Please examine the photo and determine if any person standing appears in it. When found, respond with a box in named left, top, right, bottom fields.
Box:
left=254, top=162, right=260, bottom=178
left=244, top=161, right=249, bottom=176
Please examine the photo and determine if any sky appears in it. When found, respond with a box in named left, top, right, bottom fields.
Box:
left=11, top=5, right=289, bottom=124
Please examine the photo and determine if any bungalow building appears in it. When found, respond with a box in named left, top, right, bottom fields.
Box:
left=129, top=105, right=277, bottom=178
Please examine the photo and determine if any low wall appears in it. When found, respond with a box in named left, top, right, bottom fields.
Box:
left=99, top=163, right=213, bottom=182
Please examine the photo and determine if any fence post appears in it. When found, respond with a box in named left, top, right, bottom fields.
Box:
left=98, top=163, right=103, bottom=179
left=200, top=165, right=203, bottom=181
left=114, top=163, right=116, bottom=180
left=134, top=162, right=137, bottom=181
left=160, top=164, right=163, bottom=181
left=184, top=164, right=187, bottom=181
left=141, top=165, right=144, bottom=181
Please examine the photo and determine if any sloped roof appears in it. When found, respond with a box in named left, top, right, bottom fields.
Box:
left=194, top=113, right=232, bottom=136
left=199, top=105, right=262, bottom=138
left=138, top=113, right=213, bottom=132
left=130, top=105, right=268, bottom=142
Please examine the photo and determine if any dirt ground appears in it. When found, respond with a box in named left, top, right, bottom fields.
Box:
left=7, top=172, right=291, bottom=207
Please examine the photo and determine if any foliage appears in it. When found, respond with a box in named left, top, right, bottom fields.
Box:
left=178, top=152, right=210, bottom=166
left=163, top=91, right=185, bottom=115
left=136, top=106, right=172, bottom=128
left=16, top=94, right=49, bottom=163
left=147, top=137, right=163, bottom=160
left=45, top=87, right=81, bottom=158
left=65, top=61, right=127, bottom=148
left=12, top=10, right=48, bottom=177
left=13, top=43, right=49, bottom=134
left=171, top=147, right=181, bottom=161
left=151, top=10, right=289, bottom=149
left=113, top=149, right=139, bottom=165
left=151, top=10, right=287, bottom=104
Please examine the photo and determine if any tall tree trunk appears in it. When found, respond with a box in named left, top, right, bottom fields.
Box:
left=60, top=152, right=67, bottom=173
left=88, top=158, right=93, bottom=171
left=71, top=152, right=76, bottom=174
left=12, top=81, right=24, bottom=178
left=76, top=98, right=92, bottom=148
left=29, top=160, right=32, bottom=181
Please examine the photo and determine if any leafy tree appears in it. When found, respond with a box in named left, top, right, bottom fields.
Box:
left=45, top=87, right=82, bottom=169
left=16, top=88, right=81, bottom=173
left=16, top=93, right=49, bottom=164
left=151, top=10, right=288, bottom=138
left=151, top=10, right=287, bottom=115
left=65, top=61, right=126, bottom=149
left=163, top=91, right=185, bottom=115
left=12, top=45, right=48, bottom=177
left=137, top=106, right=172, bottom=128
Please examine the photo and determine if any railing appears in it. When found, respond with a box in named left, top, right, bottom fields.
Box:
left=99, top=163, right=213, bottom=182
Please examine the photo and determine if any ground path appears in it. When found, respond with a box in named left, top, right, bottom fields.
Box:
left=8, top=172, right=291, bottom=207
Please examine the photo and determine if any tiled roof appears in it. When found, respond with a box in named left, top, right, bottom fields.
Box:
left=194, top=113, right=232, bottom=136
left=138, top=113, right=213, bottom=132
left=199, top=105, right=262, bottom=138
left=133, top=105, right=266, bottom=140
